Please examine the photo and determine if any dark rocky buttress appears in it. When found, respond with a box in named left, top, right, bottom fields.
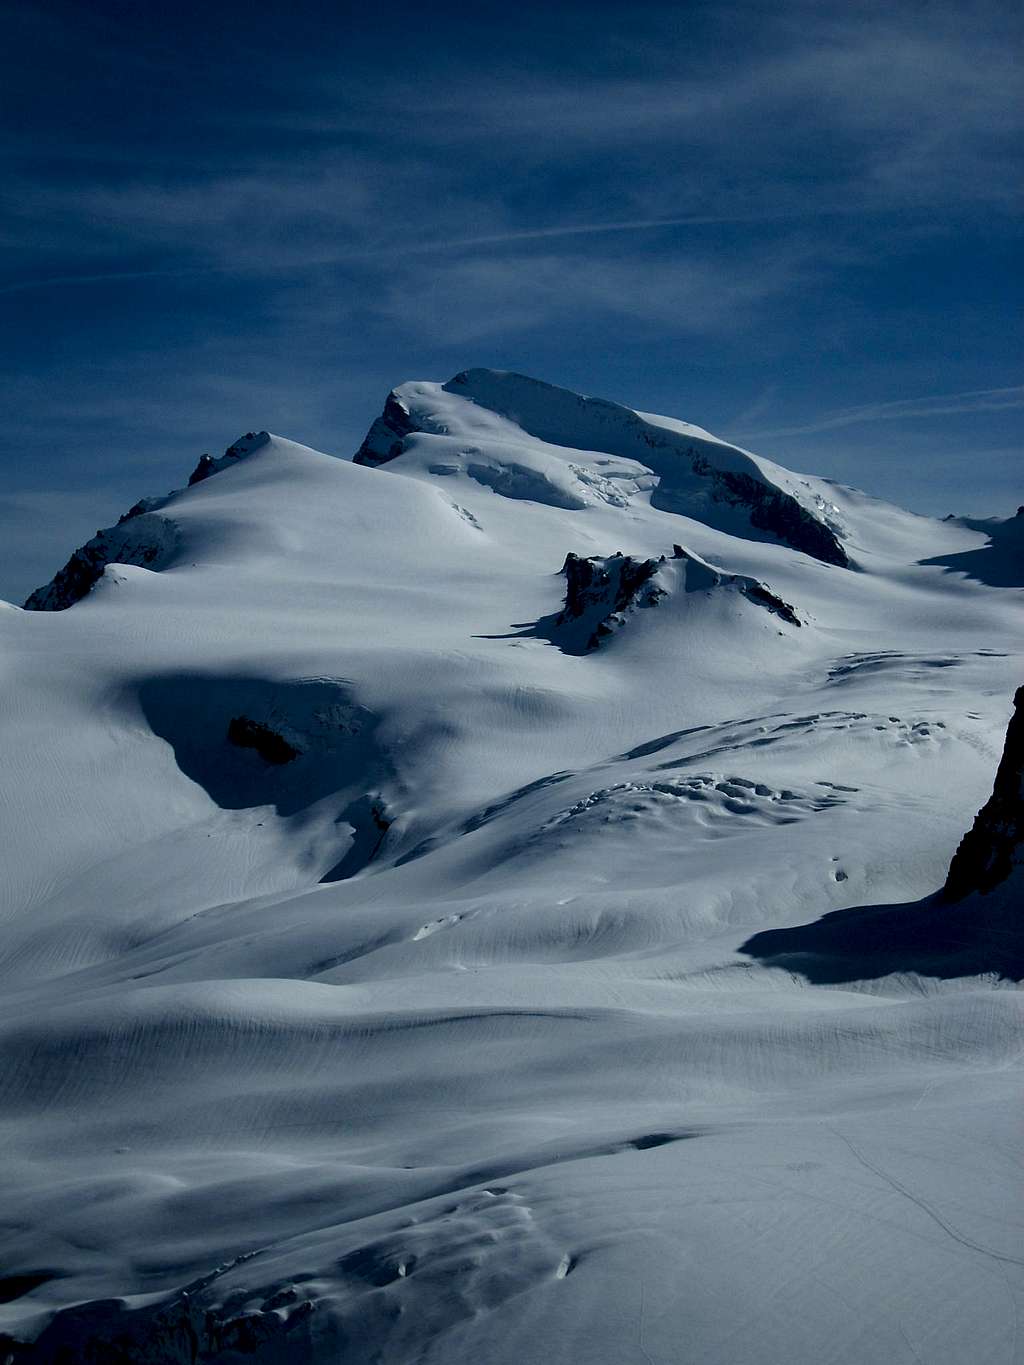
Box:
left=943, top=685, right=1024, bottom=900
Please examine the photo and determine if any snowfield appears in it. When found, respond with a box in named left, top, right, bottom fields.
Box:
left=1, top=369, right=1021, bottom=1364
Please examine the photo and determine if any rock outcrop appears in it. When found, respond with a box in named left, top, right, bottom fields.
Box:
left=188, top=431, right=270, bottom=486
left=24, top=433, right=271, bottom=611
left=943, top=684, right=1024, bottom=900
left=227, top=715, right=302, bottom=764
left=23, top=513, right=180, bottom=611
left=5, top=1259, right=317, bottom=1364
left=136, top=673, right=385, bottom=817
left=353, top=393, right=419, bottom=467
left=686, top=457, right=847, bottom=568
left=549, top=544, right=801, bottom=654
left=557, top=551, right=666, bottom=651
left=662, top=546, right=801, bottom=628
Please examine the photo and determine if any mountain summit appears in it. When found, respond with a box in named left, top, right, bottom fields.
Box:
left=356, top=368, right=850, bottom=565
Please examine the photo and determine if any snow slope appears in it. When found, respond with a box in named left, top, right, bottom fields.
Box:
left=1, top=370, right=1022, bottom=1364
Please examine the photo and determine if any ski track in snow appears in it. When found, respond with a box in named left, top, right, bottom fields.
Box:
left=1, top=369, right=1022, bottom=1364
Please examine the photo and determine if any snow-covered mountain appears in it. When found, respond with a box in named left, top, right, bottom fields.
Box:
left=2, top=369, right=1021, bottom=1365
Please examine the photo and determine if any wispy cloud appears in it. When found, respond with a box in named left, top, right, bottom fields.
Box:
left=403, top=210, right=854, bottom=253
left=738, top=386, right=1024, bottom=439
left=4, top=2, right=1019, bottom=299
left=267, top=11, right=1021, bottom=217
left=0, top=208, right=835, bottom=298
left=335, top=242, right=819, bottom=347
left=727, top=384, right=782, bottom=431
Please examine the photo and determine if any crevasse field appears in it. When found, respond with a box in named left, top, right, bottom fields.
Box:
left=1, top=369, right=1021, bottom=1364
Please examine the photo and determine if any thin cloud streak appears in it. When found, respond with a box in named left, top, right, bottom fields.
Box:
left=739, top=386, right=1024, bottom=439
left=403, top=208, right=862, bottom=252
left=0, top=209, right=828, bottom=297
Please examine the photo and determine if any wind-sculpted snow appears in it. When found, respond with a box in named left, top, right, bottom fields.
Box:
left=2, top=375, right=1023, bottom=1364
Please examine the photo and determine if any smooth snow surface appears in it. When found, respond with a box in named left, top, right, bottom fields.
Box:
left=1, top=370, right=1022, bottom=1364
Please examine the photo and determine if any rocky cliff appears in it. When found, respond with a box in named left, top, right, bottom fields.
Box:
left=943, top=684, right=1024, bottom=900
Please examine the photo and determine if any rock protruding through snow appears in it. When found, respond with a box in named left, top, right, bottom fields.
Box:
left=670, top=545, right=801, bottom=627
left=13, top=1264, right=316, bottom=1365
left=944, top=684, right=1024, bottom=900
left=741, top=684, right=1024, bottom=983
left=23, top=513, right=180, bottom=611
left=136, top=673, right=390, bottom=817
left=353, top=393, right=420, bottom=468
left=23, top=432, right=274, bottom=611
left=557, top=551, right=666, bottom=651
left=227, top=715, right=302, bottom=765
left=548, top=544, right=801, bottom=653
left=188, top=431, right=271, bottom=486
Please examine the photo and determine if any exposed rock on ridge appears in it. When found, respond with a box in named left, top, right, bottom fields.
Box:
left=23, top=433, right=270, bottom=611
left=188, top=431, right=270, bottom=486
left=23, top=513, right=180, bottom=611
left=353, top=393, right=419, bottom=467
left=666, top=545, right=801, bottom=627
left=227, top=715, right=302, bottom=764
left=689, top=458, right=846, bottom=568
left=5, top=1258, right=317, bottom=1365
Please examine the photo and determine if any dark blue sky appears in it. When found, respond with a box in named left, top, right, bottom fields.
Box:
left=2, top=0, right=1020, bottom=602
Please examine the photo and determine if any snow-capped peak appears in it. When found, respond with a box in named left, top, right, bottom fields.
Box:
left=356, top=368, right=850, bottom=566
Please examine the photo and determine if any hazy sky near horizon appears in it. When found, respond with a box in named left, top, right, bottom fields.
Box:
left=1, top=0, right=1020, bottom=602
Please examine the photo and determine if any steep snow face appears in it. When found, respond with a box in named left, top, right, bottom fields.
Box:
left=2, top=375, right=1024, bottom=1365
